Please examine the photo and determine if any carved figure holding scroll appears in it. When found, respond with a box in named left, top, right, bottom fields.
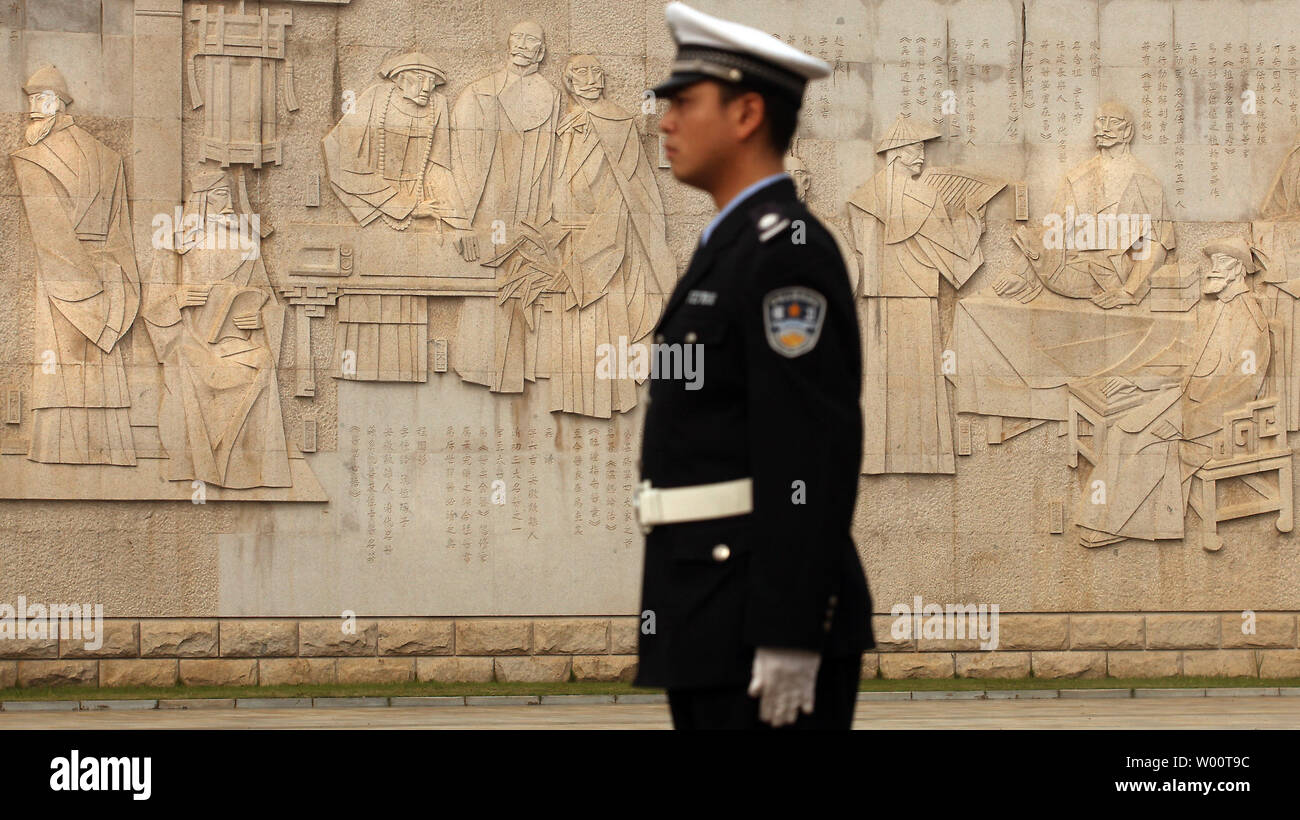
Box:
left=847, top=115, right=1001, bottom=474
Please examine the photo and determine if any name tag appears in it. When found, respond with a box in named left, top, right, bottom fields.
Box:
left=686, top=290, right=717, bottom=306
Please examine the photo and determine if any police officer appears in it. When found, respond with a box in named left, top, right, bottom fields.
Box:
left=634, top=2, right=874, bottom=729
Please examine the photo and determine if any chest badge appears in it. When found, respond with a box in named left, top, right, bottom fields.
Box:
left=686, top=289, right=717, bottom=306
left=763, top=286, right=827, bottom=358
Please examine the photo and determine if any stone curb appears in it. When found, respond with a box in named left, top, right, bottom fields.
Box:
left=1, top=701, right=80, bottom=711
left=1059, top=688, right=1132, bottom=699
left=465, top=695, right=540, bottom=706
left=539, top=694, right=616, bottom=705
left=81, top=699, right=158, bottom=710
left=910, top=690, right=987, bottom=700
left=313, top=697, right=388, bottom=708
left=159, top=699, right=235, bottom=709
left=1134, top=688, right=1206, bottom=698
left=235, top=697, right=312, bottom=709
left=1206, top=687, right=1279, bottom=697
left=1, top=687, right=1296, bottom=711
left=613, top=693, right=667, bottom=704
left=985, top=689, right=1059, bottom=699
left=390, top=696, right=465, bottom=707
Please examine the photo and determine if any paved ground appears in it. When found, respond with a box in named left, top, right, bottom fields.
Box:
left=1, top=696, right=1297, bottom=729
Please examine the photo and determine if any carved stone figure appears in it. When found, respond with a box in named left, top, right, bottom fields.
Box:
left=1071, top=239, right=1271, bottom=546
left=995, top=101, right=1175, bottom=309
left=141, top=170, right=291, bottom=489
left=785, top=153, right=858, bottom=291
left=451, top=20, right=562, bottom=394
left=847, top=116, right=1000, bottom=473
left=321, top=51, right=469, bottom=236
left=1249, top=133, right=1300, bottom=432
left=1261, top=132, right=1300, bottom=220
left=11, top=66, right=140, bottom=466
left=949, top=102, right=1186, bottom=432
left=548, top=54, right=674, bottom=417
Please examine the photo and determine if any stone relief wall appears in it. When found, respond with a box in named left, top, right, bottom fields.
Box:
left=2, top=0, right=1300, bottom=684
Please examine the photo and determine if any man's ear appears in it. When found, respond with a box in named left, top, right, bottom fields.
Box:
left=733, top=91, right=767, bottom=143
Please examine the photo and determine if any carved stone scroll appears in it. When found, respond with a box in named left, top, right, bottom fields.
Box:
left=848, top=114, right=1002, bottom=474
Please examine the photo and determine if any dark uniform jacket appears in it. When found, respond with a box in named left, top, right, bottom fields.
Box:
left=635, top=176, right=874, bottom=690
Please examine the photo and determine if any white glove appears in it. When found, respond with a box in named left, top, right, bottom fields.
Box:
left=746, top=646, right=821, bottom=727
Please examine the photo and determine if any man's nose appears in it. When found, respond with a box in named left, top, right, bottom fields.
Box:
left=659, top=107, right=675, bottom=133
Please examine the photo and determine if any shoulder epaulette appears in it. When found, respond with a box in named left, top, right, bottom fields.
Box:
left=749, top=201, right=794, bottom=243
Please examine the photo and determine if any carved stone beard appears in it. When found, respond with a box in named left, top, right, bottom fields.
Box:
left=25, top=114, right=58, bottom=145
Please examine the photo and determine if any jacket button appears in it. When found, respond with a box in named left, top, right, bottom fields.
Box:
left=823, top=619, right=833, bottom=632
left=829, top=594, right=838, bottom=606
left=711, top=544, right=731, bottom=562
left=684, top=331, right=698, bottom=343
left=655, top=333, right=665, bottom=343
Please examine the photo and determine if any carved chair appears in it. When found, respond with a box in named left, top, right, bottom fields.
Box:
left=1066, top=319, right=1294, bottom=550
left=1188, top=320, right=1294, bottom=550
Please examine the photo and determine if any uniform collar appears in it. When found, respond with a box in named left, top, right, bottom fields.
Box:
left=701, top=172, right=790, bottom=246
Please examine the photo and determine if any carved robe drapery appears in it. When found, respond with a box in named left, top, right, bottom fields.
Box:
left=11, top=116, right=140, bottom=465
left=450, top=66, right=561, bottom=394
left=848, top=167, right=981, bottom=474
left=550, top=98, right=673, bottom=417
left=1033, top=152, right=1176, bottom=302
left=142, top=220, right=290, bottom=489
left=321, top=83, right=460, bottom=229
left=1075, top=290, right=1270, bottom=540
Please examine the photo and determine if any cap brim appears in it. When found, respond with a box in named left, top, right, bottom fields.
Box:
left=650, top=72, right=713, bottom=98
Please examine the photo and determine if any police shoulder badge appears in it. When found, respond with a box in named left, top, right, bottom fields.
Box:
left=762, top=286, right=826, bottom=357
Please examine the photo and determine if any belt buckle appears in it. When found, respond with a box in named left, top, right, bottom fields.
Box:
left=632, top=479, right=653, bottom=535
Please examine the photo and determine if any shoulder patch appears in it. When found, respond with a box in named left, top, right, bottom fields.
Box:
left=762, top=286, right=827, bottom=357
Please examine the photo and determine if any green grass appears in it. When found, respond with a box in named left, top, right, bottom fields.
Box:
left=1, top=675, right=1296, bottom=702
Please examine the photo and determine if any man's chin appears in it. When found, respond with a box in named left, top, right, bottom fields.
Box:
left=668, top=161, right=700, bottom=187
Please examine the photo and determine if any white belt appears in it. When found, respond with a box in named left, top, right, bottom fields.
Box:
left=632, top=478, right=753, bottom=534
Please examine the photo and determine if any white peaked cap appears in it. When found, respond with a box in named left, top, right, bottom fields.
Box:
left=652, top=2, right=831, bottom=105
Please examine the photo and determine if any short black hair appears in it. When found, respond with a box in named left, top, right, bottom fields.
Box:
left=715, top=81, right=800, bottom=156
